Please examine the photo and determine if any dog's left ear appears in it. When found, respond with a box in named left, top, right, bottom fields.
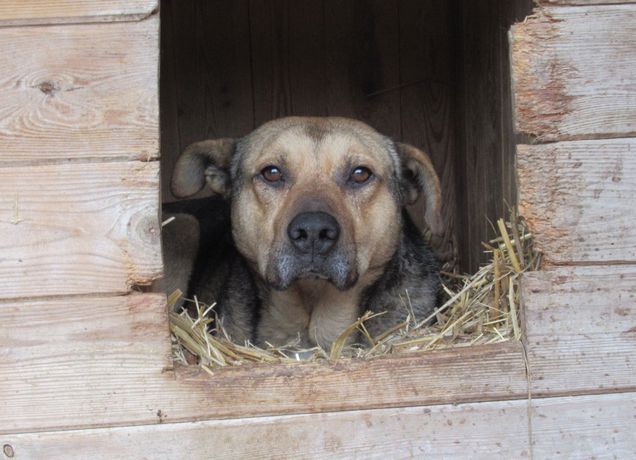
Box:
left=395, top=142, right=443, bottom=236
left=171, top=139, right=236, bottom=199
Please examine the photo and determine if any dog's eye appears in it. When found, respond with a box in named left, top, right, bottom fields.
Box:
left=349, top=166, right=372, bottom=184
left=261, top=165, right=283, bottom=182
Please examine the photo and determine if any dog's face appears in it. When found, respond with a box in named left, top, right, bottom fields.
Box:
left=231, top=119, right=403, bottom=290
left=171, top=117, right=442, bottom=292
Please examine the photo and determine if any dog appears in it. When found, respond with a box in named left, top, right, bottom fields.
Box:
left=160, top=117, right=443, bottom=349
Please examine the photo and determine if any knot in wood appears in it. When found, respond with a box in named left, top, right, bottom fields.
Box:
left=2, top=444, right=15, bottom=458
left=131, top=213, right=161, bottom=247
left=37, top=80, right=59, bottom=95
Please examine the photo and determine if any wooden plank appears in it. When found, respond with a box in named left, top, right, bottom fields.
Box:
left=0, top=161, right=162, bottom=299
left=532, top=393, right=636, bottom=459
left=517, top=139, right=636, bottom=264
left=522, top=266, right=636, bottom=396
left=170, top=341, right=528, bottom=421
left=6, top=391, right=636, bottom=460
left=0, top=294, right=172, bottom=433
left=0, top=17, right=159, bottom=164
left=1, top=290, right=528, bottom=432
left=510, top=5, right=636, bottom=141
left=0, top=0, right=157, bottom=26
left=288, top=0, right=329, bottom=119
left=2, top=400, right=531, bottom=459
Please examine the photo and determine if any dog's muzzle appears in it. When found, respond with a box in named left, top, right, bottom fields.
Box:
left=267, top=211, right=357, bottom=290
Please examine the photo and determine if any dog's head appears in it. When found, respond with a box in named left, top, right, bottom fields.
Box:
left=172, top=117, right=442, bottom=291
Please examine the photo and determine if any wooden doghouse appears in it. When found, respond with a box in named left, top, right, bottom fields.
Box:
left=1, top=1, right=635, bottom=457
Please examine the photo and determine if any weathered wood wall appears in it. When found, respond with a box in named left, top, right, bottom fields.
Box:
left=4, top=392, right=636, bottom=458
left=511, top=3, right=636, bottom=456
left=0, top=0, right=165, bottom=445
left=512, top=5, right=636, bottom=142
left=0, top=20, right=159, bottom=164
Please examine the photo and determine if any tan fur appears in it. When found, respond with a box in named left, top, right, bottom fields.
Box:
left=395, top=142, right=444, bottom=235
left=232, top=123, right=401, bottom=290
left=258, top=272, right=382, bottom=348
left=231, top=121, right=403, bottom=346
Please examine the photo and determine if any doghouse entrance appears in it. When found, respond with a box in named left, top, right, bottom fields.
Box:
left=160, top=0, right=533, bottom=274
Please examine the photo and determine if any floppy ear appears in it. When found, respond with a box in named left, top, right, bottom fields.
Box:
left=395, top=142, right=443, bottom=236
left=171, top=138, right=236, bottom=199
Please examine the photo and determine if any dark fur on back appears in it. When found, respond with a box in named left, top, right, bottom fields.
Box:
left=359, top=211, right=439, bottom=337
left=163, top=198, right=261, bottom=343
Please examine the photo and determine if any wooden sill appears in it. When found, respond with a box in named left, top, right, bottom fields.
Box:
left=167, top=341, right=529, bottom=422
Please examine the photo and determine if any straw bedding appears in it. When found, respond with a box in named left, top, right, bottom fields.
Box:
left=169, top=212, right=539, bottom=371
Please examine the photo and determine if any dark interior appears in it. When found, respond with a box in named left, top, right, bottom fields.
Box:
left=159, top=0, right=534, bottom=273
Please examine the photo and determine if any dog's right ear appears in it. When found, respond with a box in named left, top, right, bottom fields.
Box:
left=395, top=142, right=444, bottom=236
left=171, top=138, right=236, bottom=199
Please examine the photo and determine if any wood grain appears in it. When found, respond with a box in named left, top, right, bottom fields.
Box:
left=248, top=0, right=293, bottom=126
left=0, top=17, right=159, bottom=164
left=517, top=139, right=636, bottom=264
left=1, top=287, right=528, bottom=432
left=5, top=392, right=635, bottom=459
left=2, top=399, right=531, bottom=459
left=510, top=5, right=636, bottom=141
left=0, top=0, right=156, bottom=26
left=0, top=294, right=172, bottom=433
left=522, top=266, right=636, bottom=396
left=0, top=161, right=162, bottom=299
left=171, top=341, right=528, bottom=422
left=532, top=393, right=636, bottom=459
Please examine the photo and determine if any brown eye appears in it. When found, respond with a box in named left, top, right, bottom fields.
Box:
left=350, top=166, right=372, bottom=184
left=261, top=165, right=282, bottom=182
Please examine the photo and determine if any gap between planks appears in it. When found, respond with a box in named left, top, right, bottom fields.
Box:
left=0, top=155, right=160, bottom=169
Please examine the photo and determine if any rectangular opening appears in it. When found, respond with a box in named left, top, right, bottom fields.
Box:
left=158, top=0, right=536, bottom=366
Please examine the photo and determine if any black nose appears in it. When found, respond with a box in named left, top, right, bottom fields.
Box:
left=287, top=212, right=340, bottom=255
